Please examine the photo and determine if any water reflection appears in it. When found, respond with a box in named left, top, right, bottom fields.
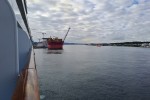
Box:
left=46, top=50, right=63, bottom=54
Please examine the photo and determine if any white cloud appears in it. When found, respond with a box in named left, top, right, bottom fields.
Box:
left=27, top=0, right=150, bottom=43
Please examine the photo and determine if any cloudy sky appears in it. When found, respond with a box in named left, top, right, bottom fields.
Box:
left=27, top=0, right=150, bottom=43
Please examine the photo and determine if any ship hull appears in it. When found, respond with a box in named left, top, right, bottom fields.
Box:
left=47, top=41, right=63, bottom=50
left=0, top=0, right=40, bottom=99
left=44, top=27, right=70, bottom=50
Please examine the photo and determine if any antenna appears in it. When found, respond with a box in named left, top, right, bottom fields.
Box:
left=38, top=38, right=41, bottom=42
left=42, top=33, right=46, bottom=38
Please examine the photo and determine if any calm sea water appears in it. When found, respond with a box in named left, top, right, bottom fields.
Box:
left=35, top=45, right=150, bottom=100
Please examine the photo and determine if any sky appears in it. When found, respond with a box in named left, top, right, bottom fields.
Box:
left=27, top=0, right=150, bottom=43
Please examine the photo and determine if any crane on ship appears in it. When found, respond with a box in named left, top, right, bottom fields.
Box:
left=63, top=27, right=71, bottom=42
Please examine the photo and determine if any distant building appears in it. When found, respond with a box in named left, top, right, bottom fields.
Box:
left=141, top=43, right=150, bottom=47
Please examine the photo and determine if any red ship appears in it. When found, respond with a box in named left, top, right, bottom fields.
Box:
left=44, top=27, right=71, bottom=50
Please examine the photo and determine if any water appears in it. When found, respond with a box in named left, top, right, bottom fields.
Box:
left=35, top=45, right=150, bottom=100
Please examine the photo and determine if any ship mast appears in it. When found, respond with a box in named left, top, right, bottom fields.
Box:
left=63, top=27, right=71, bottom=41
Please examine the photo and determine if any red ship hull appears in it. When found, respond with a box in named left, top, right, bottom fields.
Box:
left=44, top=27, right=70, bottom=50
left=47, top=41, right=63, bottom=50
left=45, top=37, right=64, bottom=50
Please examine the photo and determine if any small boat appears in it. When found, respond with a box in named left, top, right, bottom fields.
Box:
left=97, top=44, right=101, bottom=47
